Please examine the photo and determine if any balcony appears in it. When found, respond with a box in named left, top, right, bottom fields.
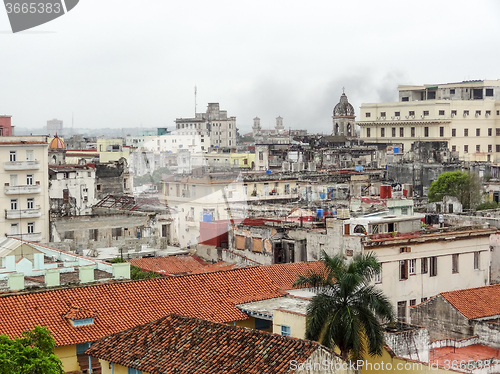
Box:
left=4, top=183, right=41, bottom=195
left=5, top=208, right=42, bottom=219
left=8, top=232, right=42, bottom=242
left=4, top=160, right=40, bottom=170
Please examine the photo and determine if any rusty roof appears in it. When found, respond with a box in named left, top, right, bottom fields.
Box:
left=85, top=314, right=326, bottom=373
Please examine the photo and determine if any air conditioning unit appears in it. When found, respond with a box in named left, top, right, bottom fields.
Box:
left=411, top=115, right=415, bottom=119
left=405, top=116, right=409, bottom=119
left=391, top=116, right=395, bottom=120
left=486, top=113, right=490, bottom=118
left=381, top=116, right=386, bottom=120
left=451, top=113, right=455, bottom=118
left=464, top=113, right=468, bottom=117
left=376, top=117, right=380, bottom=120
left=396, top=116, right=400, bottom=120
left=475, top=113, right=480, bottom=117
left=421, top=115, right=425, bottom=119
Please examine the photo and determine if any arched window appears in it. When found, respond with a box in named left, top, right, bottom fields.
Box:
left=335, top=123, right=339, bottom=135
left=353, top=224, right=366, bottom=234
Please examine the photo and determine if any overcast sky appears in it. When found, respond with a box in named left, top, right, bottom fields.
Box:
left=1, top=0, right=499, bottom=134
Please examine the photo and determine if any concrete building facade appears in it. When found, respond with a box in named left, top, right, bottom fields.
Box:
left=358, top=80, right=500, bottom=161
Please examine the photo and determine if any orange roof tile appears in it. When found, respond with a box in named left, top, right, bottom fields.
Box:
left=85, top=314, right=326, bottom=374
left=127, top=255, right=238, bottom=275
left=0, top=262, right=320, bottom=347
left=440, top=283, right=500, bottom=319
left=430, top=344, right=500, bottom=366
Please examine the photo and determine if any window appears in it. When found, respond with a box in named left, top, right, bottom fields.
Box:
left=409, top=259, right=416, bottom=275
left=25, top=150, right=34, bottom=161
left=498, top=110, right=500, bottom=115
left=452, top=129, right=456, bottom=137
left=97, top=184, right=101, bottom=191
left=397, top=301, right=407, bottom=321
left=395, top=111, right=400, bottom=117
left=392, top=127, right=396, bottom=137
left=474, top=252, right=480, bottom=270
left=9, top=151, right=16, bottom=162
left=409, top=111, right=415, bottom=116
left=489, top=145, right=492, bottom=153
left=430, top=256, right=437, bottom=276
left=10, top=174, right=17, bottom=186
left=476, top=110, right=482, bottom=116
left=424, top=127, right=429, bottom=137
left=476, top=128, right=480, bottom=136
left=10, top=199, right=17, bottom=210
left=401, top=207, right=408, bottom=215
left=452, top=254, right=459, bottom=273
left=423, top=110, right=429, bottom=116
left=487, top=110, right=491, bottom=116
left=402, top=97, right=409, bottom=102
left=486, top=88, right=494, bottom=97
left=464, top=110, right=469, bottom=116
left=26, top=174, right=33, bottom=185
left=464, top=129, right=468, bottom=136
left=489, top=128, right=492, bottom=136
left=464, top=145, right=468, bottom=153
left=380, top=112, right=386, bottom=118
left=281, top=325, right=291, bottom=337
left=366, top=128, right=371, bottom=138
left=451, top=110, right=457, bottom=116
left=421, top=257, right=428, bottom=274
left=366, top=112, right=371, bottom=118
left=128, top=367, right=142, bottom=374
left=255, top=318, right=271, bottom=330
left=374, top=267, right=382, bottom=283
left=259, top=152, right=263, bottom=161
left=27, top=198, right=34, bottom=209
left=476, top=145, right=480, bottom=153
left=11, top=223, right=19, bottom=235
left=421, top=297, right=428, bottom=303
left=399, top=260, right=408, bottom=280
left=450, top=89, right=455, bottom=95
left=439, top=110, right=445, bottom=115
left=439, top=127, right=444, bottom=137
left=381, top=128, right=385, bottom=137
left=411, top=127, right=415, bottom=137
left=399, top=127, right=404, bottom=137
left=27, top=222, right=34, bottom=234
left=410, top=299, right=416, bottom=307
left=497, top=145, right=500, bottom=153
left=497, top=129, right=500, bottom=136
left=452, top=145, right=456, bottom=152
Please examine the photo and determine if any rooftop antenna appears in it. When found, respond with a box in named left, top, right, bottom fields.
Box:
left=71, top=112, right=74, bottom=137
left=194, top=85, right=197, bottom=115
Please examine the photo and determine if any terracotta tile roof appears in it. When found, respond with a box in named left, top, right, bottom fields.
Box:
left=440, top=283, right=500, bottom=320
left=86, top=314, right=326, bottom=374
left=430, top=344, right=500, bottom=366
left=127, top=255, right=238, bottom=275
left=0, top=261, right=320, bottom=347
left=259, top=261, right=325, bottom=290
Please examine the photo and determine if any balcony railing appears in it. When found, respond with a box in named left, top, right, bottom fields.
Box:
left=4, top=184, right=41, bottom=195
left=4, top=160, right=40, bottom=170
left=5, top=208, right=42, bottom=219
left=8, top=232, right=42, bottom=242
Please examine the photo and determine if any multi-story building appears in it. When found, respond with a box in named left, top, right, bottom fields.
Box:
left=175, top=103, right=237, bottom=149
left=358, top=80, right=500, bottom=161
left=0, top=115, right=13, bottom=136
left=0, top=136, right=49, bottom=242
left=46, top=118, right=63, bottom=137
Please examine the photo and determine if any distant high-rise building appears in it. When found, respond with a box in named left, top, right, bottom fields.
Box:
left=47, top=118, right=63, bottom=137
left=175, top=103, right=236, bottom=149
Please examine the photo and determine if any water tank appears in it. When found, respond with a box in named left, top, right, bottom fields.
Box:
left=202, top=213, right=213, bottom=222
left=319, top=193, right=326, bottom=200
left=316, top=209, right=324, bottom=218
left=394, top=147, right=399, bottom=154
left=266, top=170, right=272, bottom=174
left=380, top=185, right=392, bottom=199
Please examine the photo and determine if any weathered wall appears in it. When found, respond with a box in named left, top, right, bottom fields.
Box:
left=472, top=320, right=500, bottom=349
left=409, top=295, right=472, bottom=340
left=384, top=326, right=429, bottom=363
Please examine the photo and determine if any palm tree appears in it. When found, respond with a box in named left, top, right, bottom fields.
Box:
left=293, top=251, right=394, bottom=362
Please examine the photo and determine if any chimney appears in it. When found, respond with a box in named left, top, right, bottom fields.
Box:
left=79, top=266, right=95, bottom=283
left=45, top=269, right=60, bottom=287
left=8, top=273, right=24, bottom=291
left=112, top=262, right=131, bottom=280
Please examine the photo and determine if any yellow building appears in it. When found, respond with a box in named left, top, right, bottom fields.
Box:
left=230, top=152, right=255, bottom=169
left=358, top=80, right=500, bottom=161
left=97, top=138, right=130, bottom=163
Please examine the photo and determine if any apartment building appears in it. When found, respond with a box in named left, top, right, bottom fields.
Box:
left=358, top=80, right=500, bottom=161
left=175, top=103, right=237, bottom=148
left=0, top=136, right=49, bottom=242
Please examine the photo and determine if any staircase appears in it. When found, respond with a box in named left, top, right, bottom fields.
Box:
left=77, top=353, right=102, bottom=374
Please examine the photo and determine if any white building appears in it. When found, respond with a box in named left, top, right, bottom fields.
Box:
left=0, top=136, right=50, bottom=243
left=175, top=103, right=236, bottom=149
left=358, top=79, right=500, bottom=161
left=47, top=118, right=63, bottom=137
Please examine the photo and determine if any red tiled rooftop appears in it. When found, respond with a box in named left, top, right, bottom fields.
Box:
left=430, top=344, right=500, bottom=365
left=441, top=283, right=500, bottom=319
left=127, top=255, right=238, bottom=275
left=85, top=314, right=326, bottom=374
left=0, top=261, right=321, bottom=347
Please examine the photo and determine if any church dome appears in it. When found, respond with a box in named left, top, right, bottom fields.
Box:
left=49, top=134, right=66, bottom=149
left=333, top=93, right=355, bottom=117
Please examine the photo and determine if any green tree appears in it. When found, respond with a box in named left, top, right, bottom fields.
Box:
left=0, top=326, right=63, bottom=374
left=427, top=171, right=482, bottom=210
left=133, top=166, right=171, bottom=189
left=293, top=252, right=393, bottom=362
